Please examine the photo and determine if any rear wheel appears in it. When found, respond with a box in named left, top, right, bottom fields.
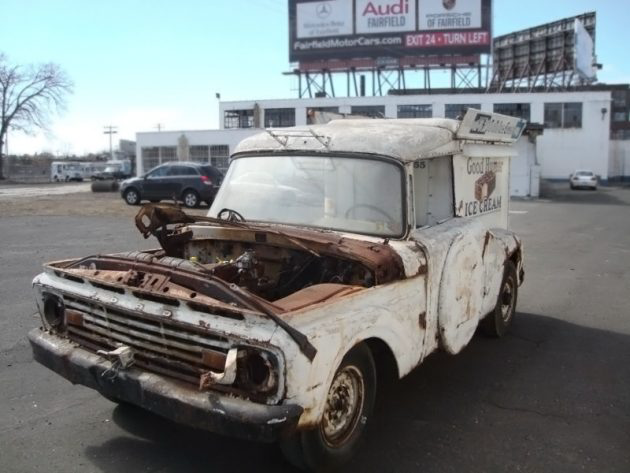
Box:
left=280, top=343, right=376, bottom=471
left=480, top=261, right=518, bottom=337
left=182, top=189, right=200, bottom=208
left=124, top=188, right=140, bottom=206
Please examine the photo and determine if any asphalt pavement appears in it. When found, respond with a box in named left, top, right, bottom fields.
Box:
left=0, top=184, right=628, bottom=472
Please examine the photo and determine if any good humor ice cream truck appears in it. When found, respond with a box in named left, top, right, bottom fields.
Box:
left=29, top=109, right=526, bottom=471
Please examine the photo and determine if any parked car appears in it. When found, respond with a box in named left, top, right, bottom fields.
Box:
left=28, top=110, right=525, bottom=471
left=570, top=169, right=598, bottom=190
left=119, top=162, right=223, bottom=207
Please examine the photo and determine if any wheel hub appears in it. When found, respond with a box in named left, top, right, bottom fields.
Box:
left=321, top=365, right=364, bottom=447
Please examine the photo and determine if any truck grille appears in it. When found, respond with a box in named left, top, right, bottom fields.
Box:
left=63, top=295, right=229, bottom=386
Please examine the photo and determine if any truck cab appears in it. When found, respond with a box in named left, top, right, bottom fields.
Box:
left=29, top=110, right=526, bottom=471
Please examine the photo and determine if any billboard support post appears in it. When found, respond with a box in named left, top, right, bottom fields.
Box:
left=285, top=61, right=486, bottom=98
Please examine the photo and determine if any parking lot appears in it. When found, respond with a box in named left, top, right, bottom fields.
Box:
left=1, top=183, right=629, bottom=472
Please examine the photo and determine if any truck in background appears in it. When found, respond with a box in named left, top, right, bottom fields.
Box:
left=50, top=162, right=84, bottom=182
left=90, top=159, right=132, bottom=180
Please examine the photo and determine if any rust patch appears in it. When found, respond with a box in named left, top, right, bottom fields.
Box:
left=273, top=284, right=363, bottom=312
left=134, top=204, right=406, bottom=285
left=418, top=311, right=427, bottom=330
left=482, top=231, right=491, bottom=260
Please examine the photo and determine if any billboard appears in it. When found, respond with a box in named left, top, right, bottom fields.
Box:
left=574, top=19, right=595, bottom=80
left=492, top=12, right=596, bottom=85
left=289, top=0, right=492, bottom=62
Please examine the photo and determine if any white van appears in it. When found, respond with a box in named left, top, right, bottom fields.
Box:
left=50, top=161, right=84, bottom=182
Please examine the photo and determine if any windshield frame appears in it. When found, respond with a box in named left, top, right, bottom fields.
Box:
left=212, top=151, right=409, bottom=239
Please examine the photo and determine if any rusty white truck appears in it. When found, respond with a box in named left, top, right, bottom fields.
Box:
left=29, top=109, right=526, bottom=471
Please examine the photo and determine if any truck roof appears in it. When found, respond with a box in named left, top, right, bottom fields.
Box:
left=233, top=110, right=526, bottom=163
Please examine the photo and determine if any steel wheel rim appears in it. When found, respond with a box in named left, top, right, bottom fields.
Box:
left=127, top=190, right=138, bottom=204
left=185, top=193, right=197, bottom=207
left=321, top=365, right=365, bottom=448
left=500, top=276, right=515, bottom=323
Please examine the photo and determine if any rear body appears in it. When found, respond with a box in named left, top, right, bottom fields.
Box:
left=570, top=169, right=598, bottom=189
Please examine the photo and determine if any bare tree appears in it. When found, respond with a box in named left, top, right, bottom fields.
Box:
left=0, top=53, right=73, bottom=179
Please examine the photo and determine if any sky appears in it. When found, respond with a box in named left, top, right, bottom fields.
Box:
left=2, top=0, right=629, bottom=155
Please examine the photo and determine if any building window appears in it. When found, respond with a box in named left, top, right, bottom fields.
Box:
left=307, top=107, right=340, bottom=124
left=544, top=103, right=582, bottom=128
left=544, top=103, right=562, bottom=128
left=210, top=145, right=230, bottom=171
left=264, top=108, right=295, bottom=128
left=141, top=147, right=159, bottom=172
left=160, top=146, right=176, bottom=161
left=224, top=109, right=254, bottom=128
left=493, top=103, right=530, bottom=121
left=190, top=145, right=209, bottom=163
left=351, top=105, right=385, bottom=118
left=397, top=104, right=432, bottom=119
left=611, top=129, right=630, bottom=140
left=445, top=104, right=480, bottom=119
left=562, top=103, right=582, bottom=128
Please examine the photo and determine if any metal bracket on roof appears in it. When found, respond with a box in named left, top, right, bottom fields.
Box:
left=265, top=129, right=330, bottom=150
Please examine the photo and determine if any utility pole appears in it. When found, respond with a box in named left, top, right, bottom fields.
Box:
left=155, top=123, right=163, bottom=131
left=103, top=125, right=118, bottom=161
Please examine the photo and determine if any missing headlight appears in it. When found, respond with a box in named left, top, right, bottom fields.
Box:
left=42, top=293, right=65, bottom=328
left=236, top=349, right=278, bottom=394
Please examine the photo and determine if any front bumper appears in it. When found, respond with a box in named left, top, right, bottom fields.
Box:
left=28, top=328, right=302, bottom=442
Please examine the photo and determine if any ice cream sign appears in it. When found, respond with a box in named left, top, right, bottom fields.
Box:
left=454, top=156, right=505, bottom=217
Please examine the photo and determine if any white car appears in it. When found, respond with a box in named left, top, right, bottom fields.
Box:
left=28, top=110, right=526, bottom=471
left=570, top=170, right=598, bottom=190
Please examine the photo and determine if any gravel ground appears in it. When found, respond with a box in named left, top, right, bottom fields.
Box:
left=0, top=185, right=210, bottom=218
left=0, top=183, right=629, bottom=472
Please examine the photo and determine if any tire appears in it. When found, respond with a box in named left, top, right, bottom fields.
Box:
left=182, top=189, right=200, bottom=208
left=123, top=188, right=141, bottom=206
left=480, top=261, right=518, bottom=337
left=280, top=343, right=376, bottom=471
left=101, top=392, right=131, bottom=405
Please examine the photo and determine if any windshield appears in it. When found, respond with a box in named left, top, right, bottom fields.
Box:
left=576, top=171, right=593, bottom=176
left=209, top=155, right=405, bottom=237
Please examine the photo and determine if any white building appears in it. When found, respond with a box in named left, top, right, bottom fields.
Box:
left=135, top=87, right=630, bottom=195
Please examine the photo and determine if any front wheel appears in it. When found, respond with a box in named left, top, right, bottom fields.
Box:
left=123, top=188, right=140, bottom=206
left=280, top=343, right=376, bottom=471
left=480, top=261, right=518, bottom=337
